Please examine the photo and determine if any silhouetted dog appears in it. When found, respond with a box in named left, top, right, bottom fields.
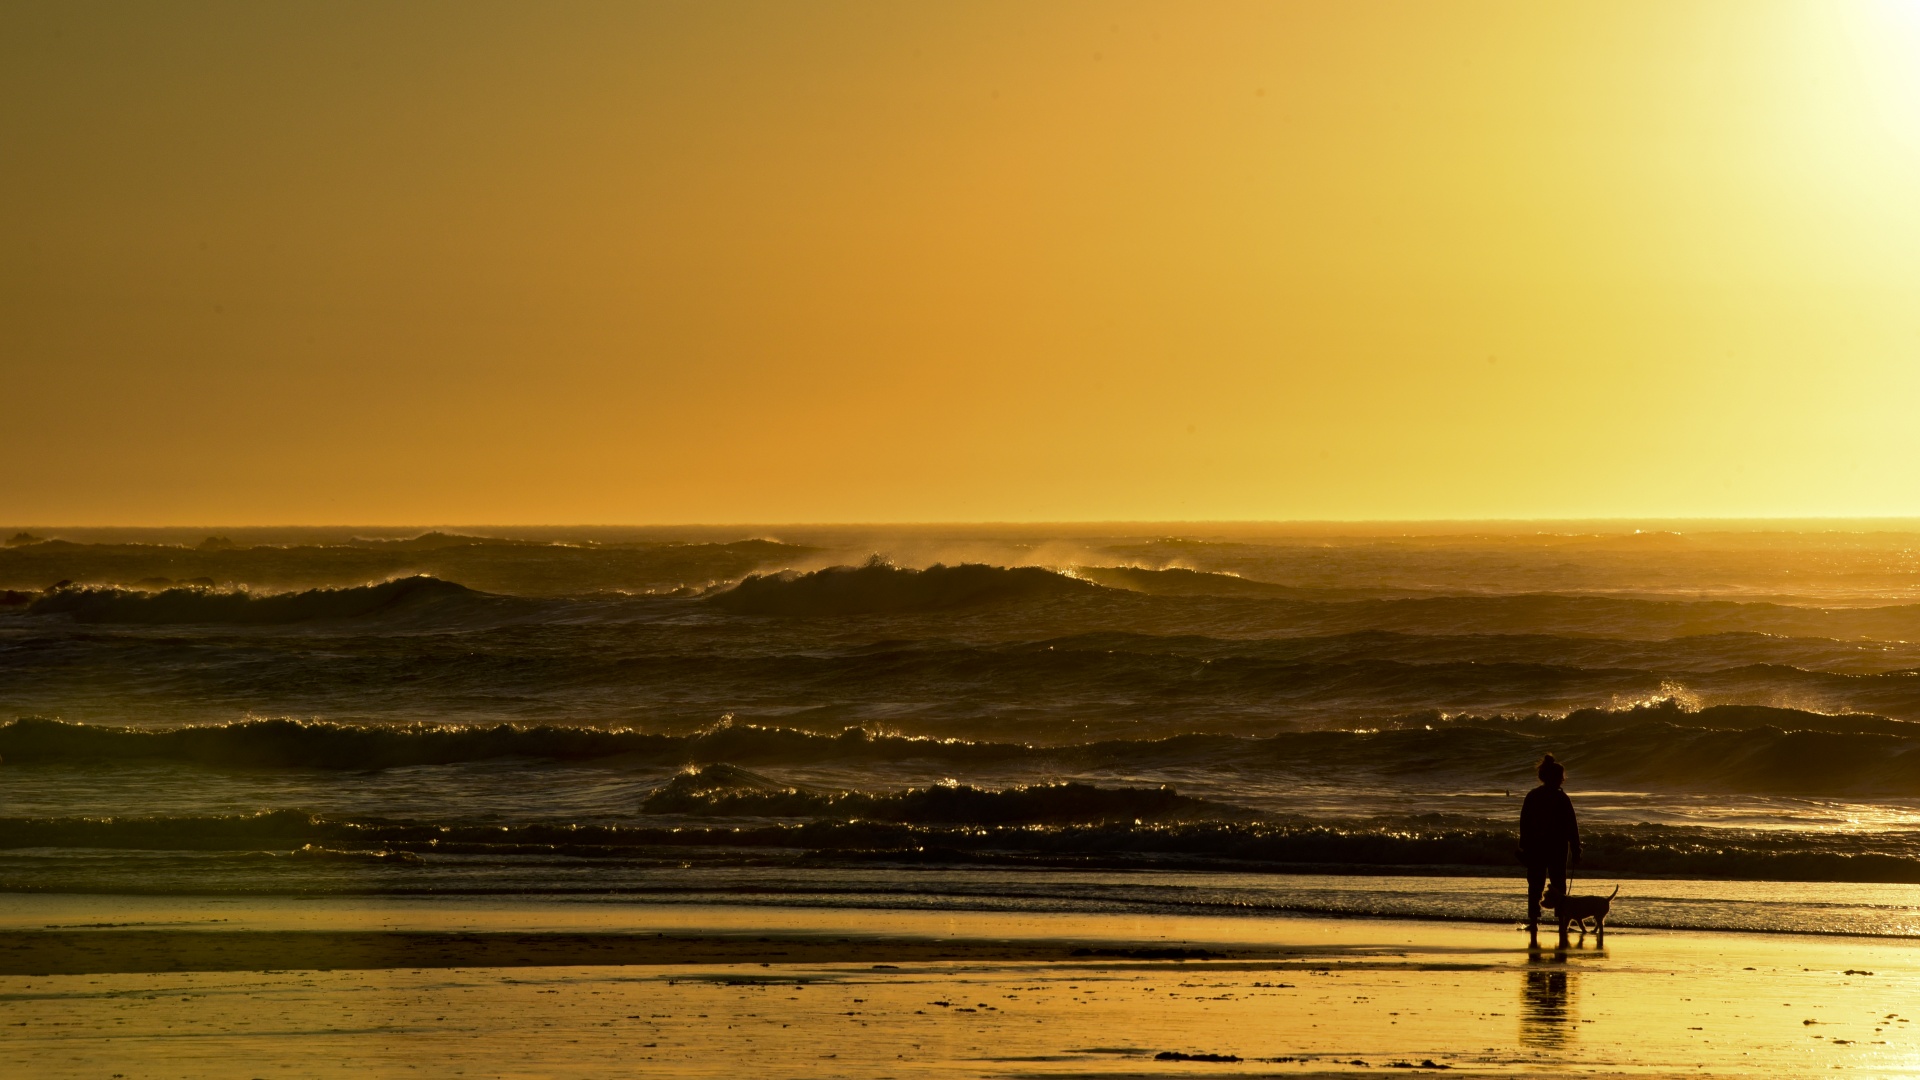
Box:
left=1545, top=884, right=1618, bottom=945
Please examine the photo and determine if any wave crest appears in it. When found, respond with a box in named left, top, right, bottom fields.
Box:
left=25, top=575, right=480, bottom=624
left=639, top=764, right=1243, bottom=824
left=709, top=560, right=1099, bottom=615
left=1068, top=565, right=1310, bottom=598
left=11, top=700, right=1920, bottom=794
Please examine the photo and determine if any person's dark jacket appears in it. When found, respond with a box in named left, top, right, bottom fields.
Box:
left=1519, top=784, right=1581, bottom=862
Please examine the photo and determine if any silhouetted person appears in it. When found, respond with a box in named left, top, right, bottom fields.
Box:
left=1520, top=753, right=1580, bottom=942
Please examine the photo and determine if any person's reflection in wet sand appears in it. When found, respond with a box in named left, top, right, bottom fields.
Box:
left=1520, top=954, right=1579, bottom=1050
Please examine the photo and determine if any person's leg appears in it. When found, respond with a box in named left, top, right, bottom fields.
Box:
left=1526, top=863, right=1547, bottom=928
left=1546, top=859, right=1568, bottom=908
left=1548, top=858, right=1569, bottom=943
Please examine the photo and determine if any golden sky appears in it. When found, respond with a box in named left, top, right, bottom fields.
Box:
left=4, top=1, right=1918, bottom=524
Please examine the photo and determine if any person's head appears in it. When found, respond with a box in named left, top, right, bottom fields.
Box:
left=1537, top=753, right=1565, bottom=788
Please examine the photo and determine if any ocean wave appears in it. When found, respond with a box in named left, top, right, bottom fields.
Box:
left=1068, top=565, right=1316, bottom=598
left=638, top=764, right=1246, bottom=824
left=7, top=810, right=1920, bottom=884
left=10, top=702, right=1920, bottom=794
left=1504, top=698, right=1916, bottom=735
left=697, top=572, right=1920, bottom=638
left=1233, top=593, right=1920, bottom=642
left=14, top=618, right=1920, bottom=738
left=0, top=716, right=1012, bottom=769
left=709, top=560, right=1099, bottom=615
left=344, top=532, right=541, bottom=550
left=0, top=536, right=811, bottom=597
left=784, top=821, right=1920, bottom=886
left=681, top=553, right=1920, bottom=638
left=24, top=576, right=482, bottom=624
left=286, top=843, right=424, bottom=864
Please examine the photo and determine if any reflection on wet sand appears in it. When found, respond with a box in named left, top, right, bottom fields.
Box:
left=1521, top=955, right=1579, bottom=1049
left=9, top=916, right=1920, bottom=1077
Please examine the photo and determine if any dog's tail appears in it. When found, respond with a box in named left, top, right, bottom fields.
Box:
left=1608, top=885, right=1620, bottom=899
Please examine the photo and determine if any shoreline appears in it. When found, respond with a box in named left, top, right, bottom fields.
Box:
left=5, top=891, right=1920, bottom=970
left=9, top=872, right=1920, bottom=941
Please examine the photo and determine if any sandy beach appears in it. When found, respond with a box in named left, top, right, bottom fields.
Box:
left=12, top=0, right=1920, bottom=1067
left=3, top=897, right=1918, bottom=1077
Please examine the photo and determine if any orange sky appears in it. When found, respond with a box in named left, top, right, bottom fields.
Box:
left=3, top=1, right=1918, bottom=524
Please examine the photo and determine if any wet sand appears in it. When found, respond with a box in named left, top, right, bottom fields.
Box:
left=4, top=897, right=1919, bottom=1076
left=0, top=929, right=1252, bottom=975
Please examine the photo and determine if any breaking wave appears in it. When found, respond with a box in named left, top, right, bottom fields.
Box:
left=0, top=536, right=811, bottom=598
left=6, top=809, right=1920, bottom=885
left=701, top=567, right=1920, bottom=639
left=638, top=764, right=1245, bottom=824
left=10, top=700, right=1920, bottom=794
left=24, top=575, right=483, bottom=624
left=1069, top=565, right=1316, bottom=598
left=709, top=560, right=1100, bottom=615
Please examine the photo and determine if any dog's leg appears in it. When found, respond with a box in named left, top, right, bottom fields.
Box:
left=1595, top=916, right=1604, bottom=947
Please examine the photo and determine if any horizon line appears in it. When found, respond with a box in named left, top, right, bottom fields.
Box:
left=11, top=516, right=1920, bottom=532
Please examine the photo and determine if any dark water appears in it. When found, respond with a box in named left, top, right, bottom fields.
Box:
left=6, top=524, right=1920, bottom=933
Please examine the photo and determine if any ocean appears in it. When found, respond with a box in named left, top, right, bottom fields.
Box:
left=6, top=523, right=1920, bottom=935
